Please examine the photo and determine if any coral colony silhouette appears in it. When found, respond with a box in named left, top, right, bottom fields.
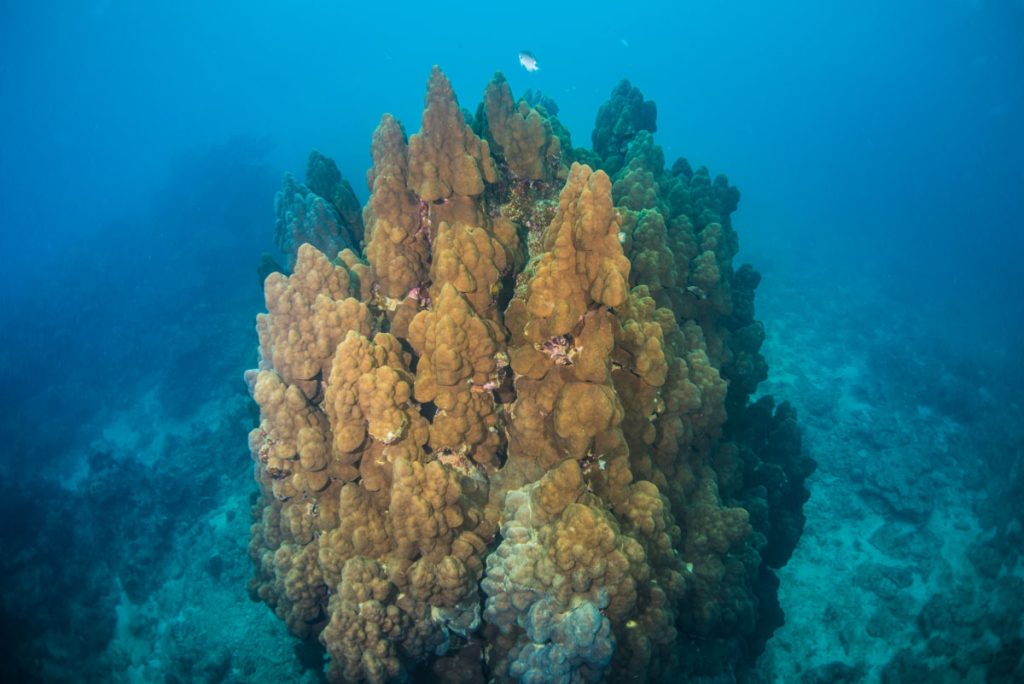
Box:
left=246, top=67, right=814, bottom=683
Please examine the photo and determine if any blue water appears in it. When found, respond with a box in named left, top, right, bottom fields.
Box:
left=2, top=1, right=1022, bottom=682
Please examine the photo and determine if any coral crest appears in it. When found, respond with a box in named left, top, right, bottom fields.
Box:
left=517, top=162, right=630, bottom=343
left=591, top=80, right=657, bottom=175
left=407, top=66, right=496, bottom=201
left=275, top=152, right=363, bottom=269
left=247, top=68, right=812, bottom=683
left=363, top=114, right=428, bottom=301
left=481, top=72, right=563, bottom=182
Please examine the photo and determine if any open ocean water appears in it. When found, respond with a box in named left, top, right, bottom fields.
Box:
left=1, top=1, right=1022, bottom=682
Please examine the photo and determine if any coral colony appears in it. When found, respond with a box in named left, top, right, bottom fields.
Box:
left=246, top=67, right=814, bottom=683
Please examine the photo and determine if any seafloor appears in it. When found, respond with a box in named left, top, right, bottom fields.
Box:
left=753, top=257, right=1023, bottom=682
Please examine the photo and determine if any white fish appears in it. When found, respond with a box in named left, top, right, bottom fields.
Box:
left=518, top=51, right=540, bottom=72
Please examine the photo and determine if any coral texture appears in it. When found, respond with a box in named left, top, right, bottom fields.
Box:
left=247, top=67, right=813, bottom=683
left=274, top=151, right=363, bottom=269
left=479, top=72, right=564, bottom=183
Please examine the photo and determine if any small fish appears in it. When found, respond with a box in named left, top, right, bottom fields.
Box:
left=620, top=38, right=629, bottom=48
left=518, top=51, right=540, bottom=72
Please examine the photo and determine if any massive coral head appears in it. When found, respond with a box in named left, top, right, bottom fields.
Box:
left=246, top=67, right=813, bottom=683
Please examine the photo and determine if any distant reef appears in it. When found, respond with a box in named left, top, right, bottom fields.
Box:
left=246, top=66, right=815, bottom=683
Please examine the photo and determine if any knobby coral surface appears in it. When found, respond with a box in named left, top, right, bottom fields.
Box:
left=247, top=67, right=814, bottom=683
left=274, top=151, right=364, bottom=269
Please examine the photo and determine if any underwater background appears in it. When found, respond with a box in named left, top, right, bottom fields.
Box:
left=1, top=0, right=1022, bottom=682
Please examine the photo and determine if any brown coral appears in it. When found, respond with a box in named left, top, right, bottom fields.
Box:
left=258, top=243, right=370, bottom=397
left=482, top=72, right=562, bottom=182
left=364, top=114, right=429, bottom=301
left=407, top=283, right=503, bottom=469
left=518, top=162, right=630, bottom=343
left=246, top=67, right=809, bottom=684
left=407, top=66, right=496, bottom=201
